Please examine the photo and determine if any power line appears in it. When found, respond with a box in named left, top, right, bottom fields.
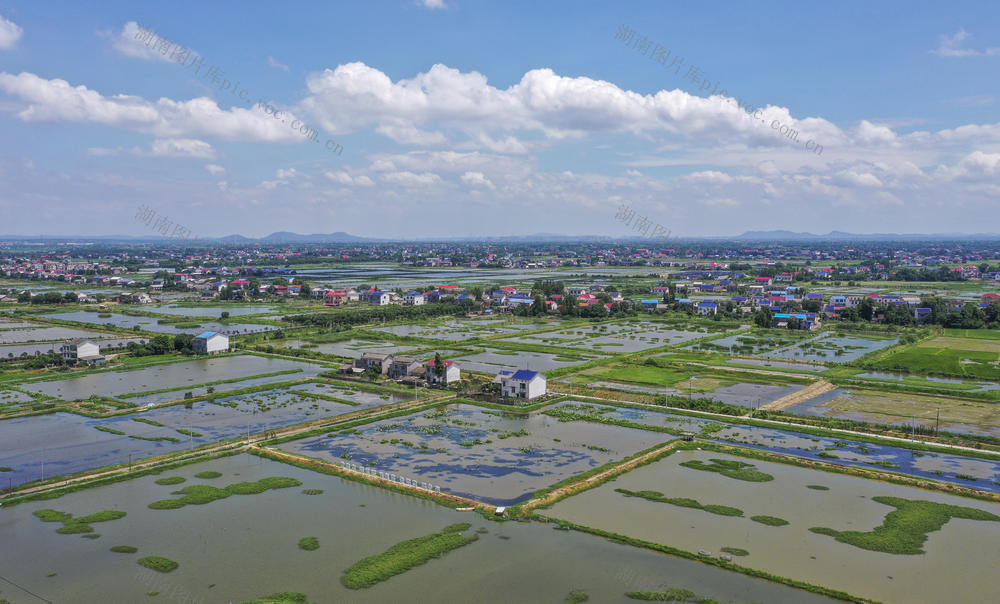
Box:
left=0, top=573, right=53, bottom=603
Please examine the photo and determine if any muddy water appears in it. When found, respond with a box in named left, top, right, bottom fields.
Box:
left=281, top=338, right=418, bottom=357
left=149, top=304, right=279, bottom=317
left=0, top=325, right=111, bottom=344
left=277, top=404, right=669, bottom=505
left=20, top=355, right=326, bottom=400
left=547, top=449, right=1000, bottom=604
left=0, top=454, right=835, bottom=604
left=42, top=311, right=278, bottom=335
left=708, top=382, right=804, bottom=407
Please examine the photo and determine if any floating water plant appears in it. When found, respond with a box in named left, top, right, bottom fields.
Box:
left=194, top=471, right=222, bottom=479
left=155, top=476, right=186, bottom=486
left=111, top=545, right=138, bottom=553
left=298, top=537, right=319, bottom=551
left=810, top=496, right=1000, bottom=554
left=341, top=523, right=477, bottom=589
left=616, top=489, right=743, bottom=517
left=679, top=458, right=773, bottom=482
left=137, top=556, right=178, bottom=573
left=148, top=477, right=301, bottom=510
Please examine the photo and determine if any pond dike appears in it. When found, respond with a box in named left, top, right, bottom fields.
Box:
left=253, top=445, right=497, bottom=512
left=759, top=380, right=836, bottom=412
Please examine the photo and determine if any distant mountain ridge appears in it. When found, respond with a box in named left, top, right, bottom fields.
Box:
left=3, top=230, right=1000, bottom=242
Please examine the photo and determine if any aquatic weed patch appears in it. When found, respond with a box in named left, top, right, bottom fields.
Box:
left=750, top=515, right=789, bottom=527
left=148, top=477, right=302, bottom=510
left=616, top=489, right=743, bottom=517
left=137, top=556, right=178, bottom=573
left=340, top=522, right=478, bottom=589
left=154, top=476, right=186, bottom=486
left=298, top=537, right=320, bottom=551
left=110, top=545, right=138, bottom=553
left=809, top=495, right=1000, bottom=554
left=33, top=508, right=126, bottom=534
left=678, top=458, right=773, bottom=482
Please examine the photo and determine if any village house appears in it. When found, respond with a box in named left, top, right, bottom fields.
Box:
left=60, top=339, right=105, bottom=365
left=388, top=355, right=423, bottom=379
left=496, top=369, right=547, bottom=400
left=424, top=359, right=460, bottom=386
left=352, top=352, right=392, bottom=375
left=192, top=331, right=229, bottom=354
left=405, top=292, right=426, bottom=306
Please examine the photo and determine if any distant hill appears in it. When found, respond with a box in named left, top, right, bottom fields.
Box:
left=733, top=230, right=1000, bottom=241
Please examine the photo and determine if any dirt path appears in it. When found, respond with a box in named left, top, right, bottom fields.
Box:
left=759, top=379, right=836, bottom=412
left=522, top=440, right=681, bottom=512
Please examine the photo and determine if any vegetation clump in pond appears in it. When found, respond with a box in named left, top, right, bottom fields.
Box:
left=298, top=537, right=320, bottom=551
left=148, top=477, right=302, bottom=510
left=341, top=523, right=478, bottom=589
left=720, top=547, right=749, bottom=556
left=809, top=496, right=1000, bottom=554
left=563, top=591, right=589, bottom=603
left=806, top=485, right=830, bottom=491
left=132, top=417, right=165, bottom=427
left=111, top=545, right=138, bottom=553
left=750, top=515, right=790, bottom=526
left=194, top=471, right=223, bottom=479
left=625, top=588, right=758, bottom=603
left=94, top=425, right=126, bottom=436
left=616, top=489, right=743, bottom=517
left=34, top=509, right=126, bottom=534
left=678, top=458, right=774, bottom=482
left=137, top=556, right=178, bottom=573
left=176, top=429, right=203, bottom=437
left=155, top=476, right=186, bottom=486
left=241, top=593, right=312, bottom=604
left=301, top=489, right=324, bottom=495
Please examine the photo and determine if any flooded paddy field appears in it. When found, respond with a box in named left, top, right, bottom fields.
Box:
left=277, top=403, right=669, bottom=505
left=786, top=388, right=1000, bottom=438
left=725, top=358, right=827, bottom=373
left=0, top=454, right=835, bottom=603
left=548, top=401, right=1000, bottom=492
left=763, top=334, right=898, bottom=363
left=499, top=321, right=729, bottom=352
left=17, top=355, right=327, bottom=402
left=372, top=318, right=554, bottom=341
left=40, top=311, right=278, bottom=336
left=0, top=324, right=114, bottom=344
left=280, top=338, right=418, bottom=358
left=546, top=449, right=1000, bottom=604
left=0, top=383, right=407, bottom=488
left=855, top=371, right=1000, bottom=392
left=0, top=337, right=144, bottom=359
left=451, top=347, right=602, bottom=373
left=147, top=304, right=279, bottom=317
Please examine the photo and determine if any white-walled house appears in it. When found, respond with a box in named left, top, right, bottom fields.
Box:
left=498, top=369, right=547, bottom=400
left=61, top=339, right=104, bottom=364
left=405, top=292, right=426, bottom=306
left=425, top=359, right=460, bottom=386
left=368, top=291, right=392, bottom=306
left=192, top=331, right=229, bottom=354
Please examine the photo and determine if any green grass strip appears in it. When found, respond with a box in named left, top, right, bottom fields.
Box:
left=340, top=523, right=477, bottom=589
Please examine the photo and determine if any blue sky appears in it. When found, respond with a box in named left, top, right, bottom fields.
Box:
left=0, top=0, right=998, bottom=238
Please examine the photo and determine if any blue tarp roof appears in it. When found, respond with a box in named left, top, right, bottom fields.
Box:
left=511, top=370, right=539, bottom=380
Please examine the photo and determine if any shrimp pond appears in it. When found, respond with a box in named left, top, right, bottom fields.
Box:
left=0, top=454, right=837, bottom=604
left=546, top=449, right=1000, bottom=604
